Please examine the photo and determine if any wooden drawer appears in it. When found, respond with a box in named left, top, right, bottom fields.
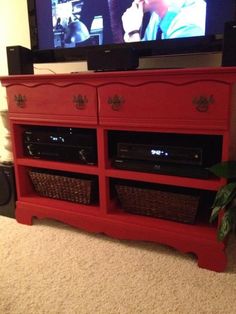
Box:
left=98, top=81, right=231, bottom=129
left=7, top=83, right=97, bottom=123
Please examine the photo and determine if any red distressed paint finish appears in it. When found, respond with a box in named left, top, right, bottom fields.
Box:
left=2, top=66, right=236, bottom=272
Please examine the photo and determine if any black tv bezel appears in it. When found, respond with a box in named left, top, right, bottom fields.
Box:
left=27, top=0, right=234, bottom=64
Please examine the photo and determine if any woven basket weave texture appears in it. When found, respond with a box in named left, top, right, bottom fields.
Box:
left=29, top=170, right=93, bottom=204
left=115, top=184, right=200, bottom=224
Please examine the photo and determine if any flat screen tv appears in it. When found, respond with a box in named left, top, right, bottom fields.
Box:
left=27, top=0, right=236, bottom=70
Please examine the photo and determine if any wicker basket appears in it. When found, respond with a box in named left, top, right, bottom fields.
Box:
left=29, top=169, right=97, bottom=204
left=115, top=184, right=200, bottom=224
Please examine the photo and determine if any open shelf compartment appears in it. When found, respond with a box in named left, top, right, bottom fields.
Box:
left=16, top=165, right=100, bottom=210
left=12, top=123, right=98, bottom=165
left=107, top=130, right=223, bottom=181
left=109, top=177, right=216, bottom=227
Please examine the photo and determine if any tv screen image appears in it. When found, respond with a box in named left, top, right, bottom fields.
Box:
left=50, top=0, right=206, bottom=48
left=28, top=0, right=236, bottom=65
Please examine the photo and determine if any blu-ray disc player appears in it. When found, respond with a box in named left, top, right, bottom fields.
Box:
left=112, top=139, right=222, bottom=178
left=112, top=158, right=212, bottom=179
left=117, top=142, right=203, bottom=165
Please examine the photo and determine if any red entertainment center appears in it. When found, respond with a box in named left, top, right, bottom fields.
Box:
left=1, top=66, right=236, bottom=272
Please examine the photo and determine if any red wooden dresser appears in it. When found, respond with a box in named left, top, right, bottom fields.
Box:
left=1, top=67, right=236, bottom=272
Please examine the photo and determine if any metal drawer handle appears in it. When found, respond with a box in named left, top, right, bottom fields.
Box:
left=73, top=95, right=88, bottom=109
left=14, top=94, right=26, bottom=108
left=192, top=95, right=215, bottom=112
left=108, top=95, right=125, bottom=111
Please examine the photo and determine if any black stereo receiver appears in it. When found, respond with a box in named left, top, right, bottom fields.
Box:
left=117, top=143, right=203, bottom=165
left=23, top=127, right=97, bottom=164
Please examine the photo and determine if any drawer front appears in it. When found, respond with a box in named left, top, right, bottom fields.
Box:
left=7, top=84, right=97, bottom=120
left=98, top=81, right=231, bottom=129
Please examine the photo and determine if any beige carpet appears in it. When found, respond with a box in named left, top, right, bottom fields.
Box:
left=0, top=216, right=236, bottom=314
